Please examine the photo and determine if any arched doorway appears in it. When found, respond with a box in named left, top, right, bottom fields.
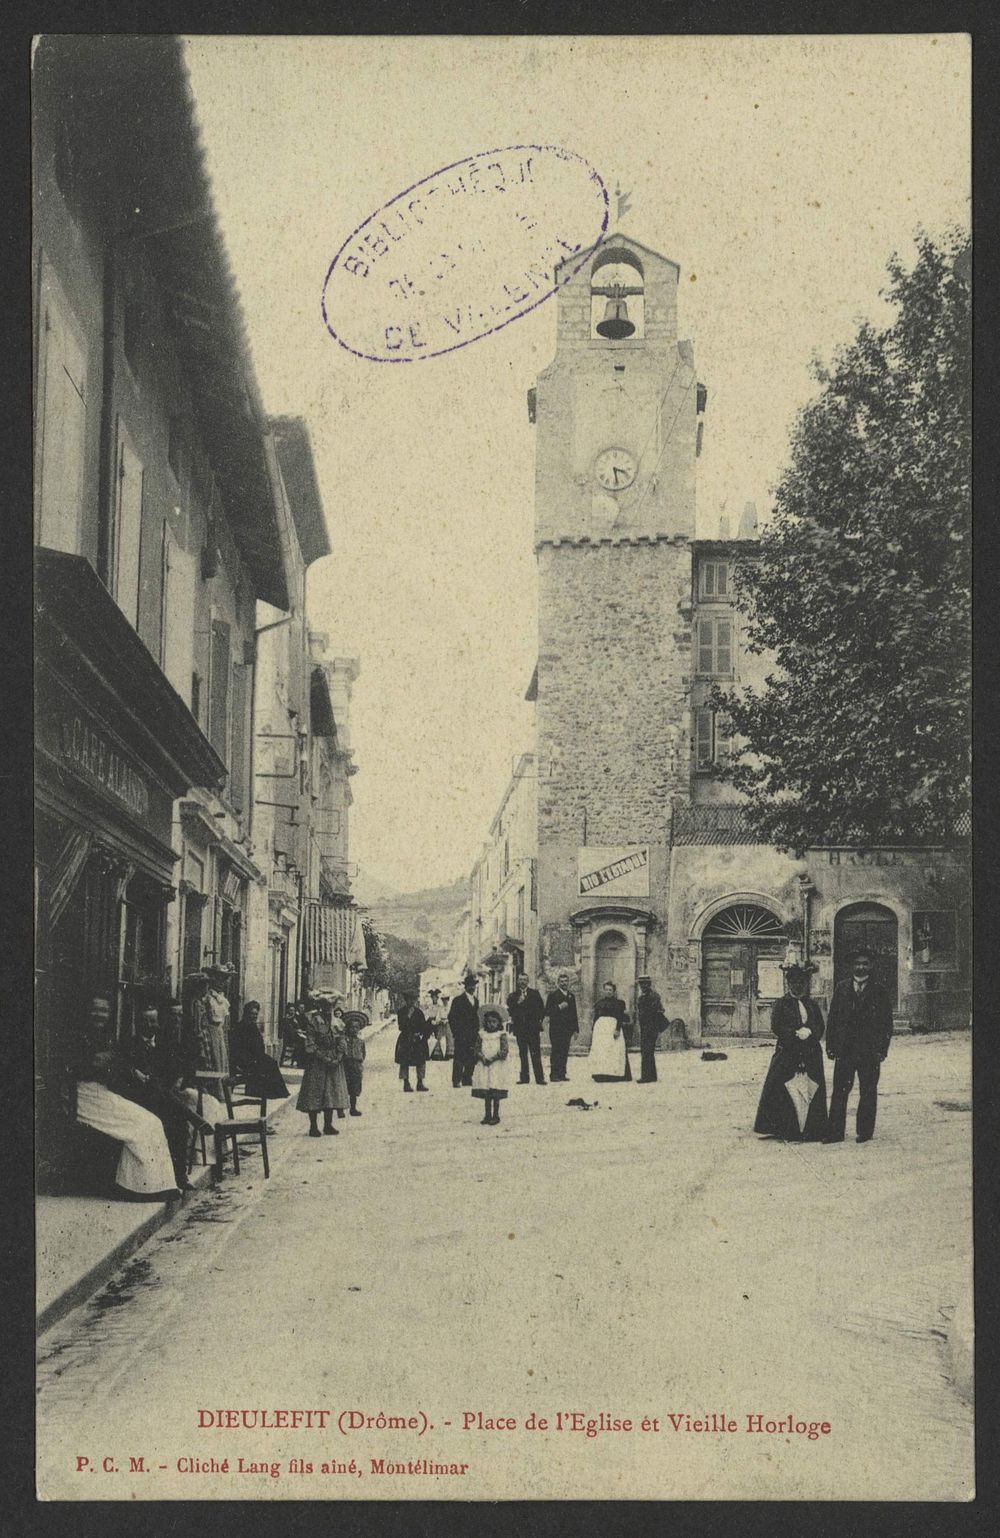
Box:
left=593, top=929, right=635, bottom=1015
left=701, top=903, right=786, bottom=1037
left=834, top=903, right=898, bottom=1009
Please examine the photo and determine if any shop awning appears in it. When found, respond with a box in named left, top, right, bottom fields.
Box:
left=303, top=904, right=367, bottom=969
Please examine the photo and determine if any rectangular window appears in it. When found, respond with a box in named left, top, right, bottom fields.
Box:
left=209, top=618, right=232, bottom=767
left=113, top=421, right=144, bottom=628
left=700, top=560, right=729, bottom=599
left=912, top=911, right=958, bottom=970
left=35, top=257, right=87, bottom=553
left=694, top=709, right=733, bottom=771
left=697, top=616, right=733, bottom=675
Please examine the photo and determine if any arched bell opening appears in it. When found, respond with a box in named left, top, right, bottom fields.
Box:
left=591, top=249, right=645, bottom=340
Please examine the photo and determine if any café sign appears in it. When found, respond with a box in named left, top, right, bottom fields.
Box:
left=578, top=845, right=649, bottom=899
left=60, top=715, right=150, bottom=820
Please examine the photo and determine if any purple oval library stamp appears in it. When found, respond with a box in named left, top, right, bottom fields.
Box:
left=322, top=144, right=609, bottom=363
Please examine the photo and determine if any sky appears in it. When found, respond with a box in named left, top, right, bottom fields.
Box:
left=183, top=34, right=969, bottom=895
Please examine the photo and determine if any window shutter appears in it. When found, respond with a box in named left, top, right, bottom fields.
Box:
left=702, top=562, right=716, bottom=598
left=697, top=619, right=714, bottom=674
left=114, top=426, right=144, bottom=627
left=36, top=263, right=87, bottom=554
left=717, top=562, right=729, bottom=597
left=714, top=713, right=732, bottom=761
left=716, top=619, right=732, bottom=674
left=209, top=619, right=231, bottom=766
left=695, top=709, right=713, bottom=769
left=229, top=659, right=248, bottom=813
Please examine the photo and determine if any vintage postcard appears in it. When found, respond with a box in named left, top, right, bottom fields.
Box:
left=33, top=33, right=972, bottom=1501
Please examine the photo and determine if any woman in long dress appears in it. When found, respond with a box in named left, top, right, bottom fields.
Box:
left=753, top=965, right=828, bottom=1141
left=296, top=1006, right=349, bottom=1135
left=230, top=1000, right=290, bottom=1101
left=588, top=982, right=633, bottom=1082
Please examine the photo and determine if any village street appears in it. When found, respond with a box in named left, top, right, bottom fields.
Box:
left=36, top=1031, right=973, bottom=1503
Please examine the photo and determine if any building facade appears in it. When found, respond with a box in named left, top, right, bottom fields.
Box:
left=32, top=38, right=361, bottom=1180
left=465, top=754, right=539, bottom=1003
left=525, top=232, right=970, bottom=1047
left=33, top=36, right=286, bottom=1109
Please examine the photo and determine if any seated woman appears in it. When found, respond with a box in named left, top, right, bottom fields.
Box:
left=73, top=997, right=181, bottom=1201
left=753, top=964, right=828, bottom=1141
left=229, top=1000, right=290, bottom=1101
left=587, top=981, right=633, bottom=1082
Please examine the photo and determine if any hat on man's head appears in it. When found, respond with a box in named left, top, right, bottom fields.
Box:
left=638, top=974, right=652, bottom=984
left=463, top=973, right=478, bottom=990
left=850, top=948, right=875, bottom=964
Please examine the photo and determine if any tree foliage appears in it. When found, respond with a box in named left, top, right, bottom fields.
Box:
left=380, top=932, right=430, bottom=1006
left=711, top=229, right=970, bottom=850
left=359, top=916, right=389, bottom=995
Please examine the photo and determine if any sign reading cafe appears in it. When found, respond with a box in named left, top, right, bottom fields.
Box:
left=60, top=716, right=150, bottom=820
left=578, top=845, right=650, bottom=899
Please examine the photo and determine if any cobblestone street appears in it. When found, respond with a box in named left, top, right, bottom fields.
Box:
left=37, top=1031, right=973, bottom=1502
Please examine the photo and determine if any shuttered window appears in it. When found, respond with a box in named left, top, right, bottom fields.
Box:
left=209, top=618, right=231, bottom=767
left=229, top=658, right=248, bottom=813
left=35, top=258, right=87, bottom=554
left=113, top=423, right=144, bottom=628
left=697, top=617, right=733, bottom=675
left=694, top=709, right=733, bottom=771
left=700, top=560, right=729, bottom=599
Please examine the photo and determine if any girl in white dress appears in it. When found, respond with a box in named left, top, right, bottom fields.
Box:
left=471, top=1008, right=513, bottom=1125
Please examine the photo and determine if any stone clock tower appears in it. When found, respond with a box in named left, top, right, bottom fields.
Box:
left=530, top=235, right=706, bottom=1038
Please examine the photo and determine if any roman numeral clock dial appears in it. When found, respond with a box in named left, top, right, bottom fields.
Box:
left=594, top=447, right=637, bottom=492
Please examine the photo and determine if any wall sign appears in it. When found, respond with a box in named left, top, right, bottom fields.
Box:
left=578, top=845, right=649, bottom=898
left=60, top=715, right=150, bottom=820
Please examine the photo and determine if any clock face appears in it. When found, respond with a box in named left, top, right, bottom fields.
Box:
left=594, top=447, right=637, bottom=492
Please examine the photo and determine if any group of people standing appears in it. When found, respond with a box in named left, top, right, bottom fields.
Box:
left=404, top=953, right=894, bottom=1146
left=753, top=948, right=894, bottom=1144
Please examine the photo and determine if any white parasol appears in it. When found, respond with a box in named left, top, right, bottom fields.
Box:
left=785, top=1072, right=818, bottom=1133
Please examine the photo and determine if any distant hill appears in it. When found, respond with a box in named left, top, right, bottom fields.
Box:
left=360, top=876, right=468, bottom=964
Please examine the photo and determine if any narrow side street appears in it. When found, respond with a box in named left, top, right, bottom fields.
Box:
left=37, top=1032, right=973, bottom=1502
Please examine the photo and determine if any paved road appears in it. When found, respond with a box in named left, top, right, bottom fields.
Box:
left=37, top=1031, right=973, bottom=1501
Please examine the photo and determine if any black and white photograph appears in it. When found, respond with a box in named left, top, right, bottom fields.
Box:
left=32, top=31, right=972, bottom=1501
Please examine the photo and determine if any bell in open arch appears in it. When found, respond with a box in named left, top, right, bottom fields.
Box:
left=596, top=296, right=635, bottom=340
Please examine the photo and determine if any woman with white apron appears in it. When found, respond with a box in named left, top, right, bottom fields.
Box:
left=587, top=981, right=633, bottom=1082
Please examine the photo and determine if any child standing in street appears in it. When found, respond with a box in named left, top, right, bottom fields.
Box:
left=342, top=1012, right=367, bottom=1116
left=472, top=1007, right=513, bottom=1125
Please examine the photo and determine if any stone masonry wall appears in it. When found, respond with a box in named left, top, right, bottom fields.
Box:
left=536, top=538, right=692, bottom=848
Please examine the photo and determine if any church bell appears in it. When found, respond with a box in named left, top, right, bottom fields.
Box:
left=596, top=296, right=635, bottom=340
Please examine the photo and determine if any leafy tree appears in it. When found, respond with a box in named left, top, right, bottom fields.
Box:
left=711, top=228, right=970, bottom=850
left=359, top=916, right=389, bottom=995
left=380, top=932, right=430, bottom=1007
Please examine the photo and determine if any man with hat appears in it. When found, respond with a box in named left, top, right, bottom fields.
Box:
left=448, top=973, right=480, bottom=1089
left=635, top=975, right=668, bottom=1084
left=824, top=948, right=894, bottom=1143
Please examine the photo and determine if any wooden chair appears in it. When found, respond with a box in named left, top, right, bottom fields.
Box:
left=191, top=1070, right=270, bottom=1180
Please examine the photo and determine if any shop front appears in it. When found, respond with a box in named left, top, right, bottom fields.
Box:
left=35, top=550, right=226, bottom=1183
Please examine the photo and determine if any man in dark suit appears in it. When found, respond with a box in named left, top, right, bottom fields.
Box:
left=507, top=973, right=547, bottom=1084
left=635, top=975, right=668, bottom=1083
left=823, top=948, right=894, bottom=1143
left=543, top=972, right=579, bottom=1083
left=448, top=973, right=480, bottom=1088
